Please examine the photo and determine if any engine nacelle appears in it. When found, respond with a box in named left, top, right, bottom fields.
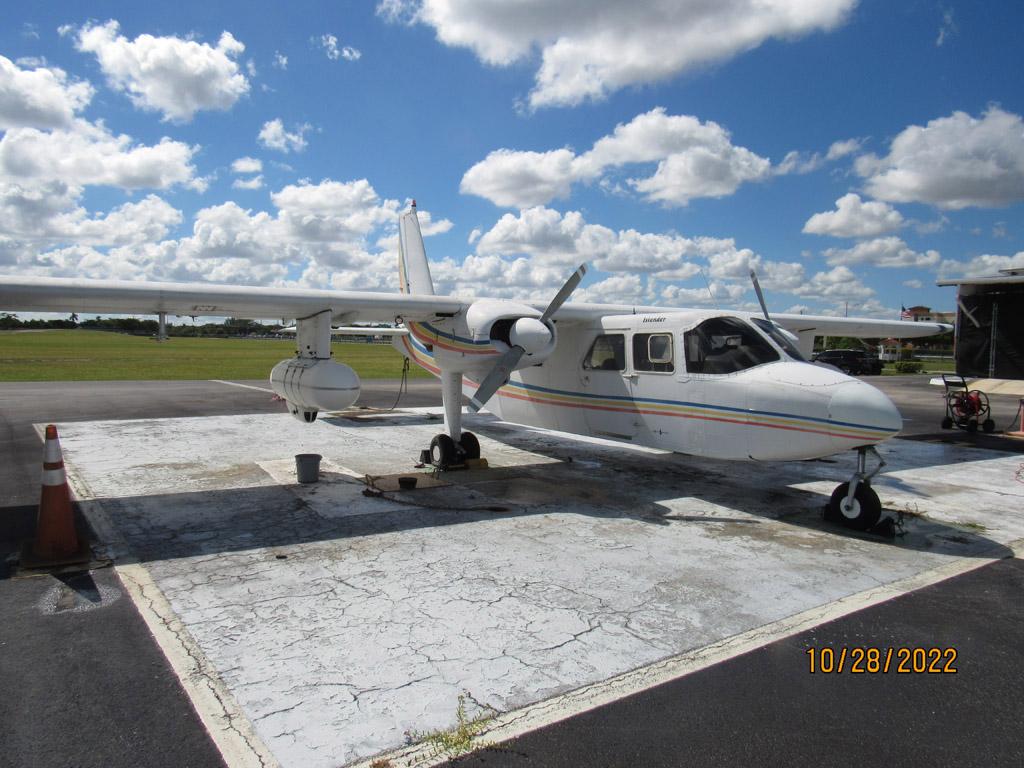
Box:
left=270, top=358, right=361, bottom=422
left=465, top=298, right=556, bottom=364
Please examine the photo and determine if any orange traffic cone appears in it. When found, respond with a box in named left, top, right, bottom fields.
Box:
left=22, top=424, right=89, bottom=567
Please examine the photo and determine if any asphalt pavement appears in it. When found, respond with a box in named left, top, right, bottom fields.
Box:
left=0, top=378, right=439, bottom=768
left=1, top=375, right=1021, bottom=768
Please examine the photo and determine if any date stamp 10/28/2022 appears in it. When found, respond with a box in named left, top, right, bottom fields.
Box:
left=807, top=647, right=958, bottom=674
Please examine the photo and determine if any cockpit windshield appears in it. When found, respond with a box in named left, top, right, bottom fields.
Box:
left=683, top=317, right=780, bottom=374
left=750, top=318, right=807, bottom=361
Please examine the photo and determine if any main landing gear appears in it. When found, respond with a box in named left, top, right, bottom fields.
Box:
left=827, top=446, right=885, bottom=531
left=422, top=369, right=482, bottom=470
left=427, top=431, right=480, bottom=470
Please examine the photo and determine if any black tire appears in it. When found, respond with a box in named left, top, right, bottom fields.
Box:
left=828, top=482, right=882, bottom=531
left=429, top=434, right=458, bottom=469
left=966, top=420, right=978, bottom=433
left=982, top=419, right=995, bottom=433
left=839, top=365, right=853, bottom=375
left=940, top=416, right=953, bottom=429
left=459, top=432, right=481, bottom=460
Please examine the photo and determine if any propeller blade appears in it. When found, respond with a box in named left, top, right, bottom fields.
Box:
left=749, top=269, right=771, bottom=322
left=540, top=264, right=587, bottom=324
left=470, top=263, right=586, bottom=412
left=468, top=346, right=524, bottom=412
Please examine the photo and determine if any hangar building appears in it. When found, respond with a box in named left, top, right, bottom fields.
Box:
left=936, top=268, right=1024, bottom=379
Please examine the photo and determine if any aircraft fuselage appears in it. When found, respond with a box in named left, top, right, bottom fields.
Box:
left=396, top=310, right=902, bottom=462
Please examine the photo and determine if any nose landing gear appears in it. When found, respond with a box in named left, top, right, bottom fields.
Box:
left=828, top=446, right=885, bottom=530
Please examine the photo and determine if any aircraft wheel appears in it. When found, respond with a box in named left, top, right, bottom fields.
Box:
left=982, top=419, right=995, bottom=433
left=429, top=434, right=458, bottom=470
left=459, top=432, right=481, bottom=460
left=940, top=416, right=953, bottom=430
left=829, top=482, right=881, bottom=531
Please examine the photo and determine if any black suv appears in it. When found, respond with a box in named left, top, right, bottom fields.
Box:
left=811, top=349, right=884, bottom=376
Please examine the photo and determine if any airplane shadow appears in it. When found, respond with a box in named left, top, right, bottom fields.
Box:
left=53, top=410, right=1016, bottom=569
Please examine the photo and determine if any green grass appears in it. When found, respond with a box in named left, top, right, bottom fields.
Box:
left=0, top=329, right=431, bottom=381
left=880, top=359, right=956, bottom=375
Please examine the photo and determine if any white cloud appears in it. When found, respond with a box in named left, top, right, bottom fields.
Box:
left=826, top=138, right=862, bottom=161
left=803, top=193, right=904, bottom=238
left=0, top=181, right=181, bottom=247
left=258, top=118, right=310, bottom=153
left=774, top=138, right=863, bottom=176
left=461, top=149, right=578, bottom=208
left=792, top=265, right=874, bottom=301
left=273, top=52, right=288, bottom=70
left=380, top=1, right=856, bottom=109
left=902, top=279, right=922, bottom=289
left=938, top=251, right=1024, bottom=280
left=231, top=156, right=263, bottom=174
left=74, top=20, right=249, bottom=122
left=461, top=108, right=770, bottom=208
left=823, top=237, right=940, bottom=269
left=319, top=34, right=361, bottom=61
left=467, top=227, right=481, bottom=245
left=0, top=120, right=198, bottom=189
left=472, top=206, right=757, bottom=289
left=578, top=274, right=647, bottom=304
left=232, top=175, right=263, bottom=190
left=0, top=55, right=94, bottom=130
left=856, top=107, right=1024, bottom=209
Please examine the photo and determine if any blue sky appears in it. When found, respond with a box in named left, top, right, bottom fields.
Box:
left=1, top=1, right=1022, bottom=318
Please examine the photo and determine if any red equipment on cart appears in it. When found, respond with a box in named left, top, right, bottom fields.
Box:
left=940, top=374, right=995, bottom=433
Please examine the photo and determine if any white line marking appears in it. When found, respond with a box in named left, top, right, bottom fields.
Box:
left=209, top=379, right=273, bottom=393
left=360, top=539, right=1022, bottom=768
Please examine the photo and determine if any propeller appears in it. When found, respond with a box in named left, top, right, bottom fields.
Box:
left=469, top=264, right=587, bottom=412
left=749, top=269, right=771, bottom=322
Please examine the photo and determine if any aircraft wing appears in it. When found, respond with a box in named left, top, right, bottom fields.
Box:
left=0, top=276, right=462, bottom=323
left=1, top=275, right=952, bottom=341
left=770, top=313, right=952, bottom=339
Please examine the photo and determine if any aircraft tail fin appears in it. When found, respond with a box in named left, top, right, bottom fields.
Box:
left=397, top=201, right=434, bottom=295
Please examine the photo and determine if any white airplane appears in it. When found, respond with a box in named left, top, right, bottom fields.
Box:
left=0, top=203, right=950, bottom=531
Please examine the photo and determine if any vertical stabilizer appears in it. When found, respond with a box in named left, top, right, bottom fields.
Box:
left=397, top=201, right=435, bottom=295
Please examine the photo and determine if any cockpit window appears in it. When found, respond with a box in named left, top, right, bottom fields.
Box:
left=750, top=318, right=807, bottom=361
left=583, top=334, right=626, bottom=371
left=684, top=317, right=780, bottom=374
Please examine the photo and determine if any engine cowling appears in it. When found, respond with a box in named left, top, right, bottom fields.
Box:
left=270, top=358, right=361, bottom=422
left=465, top=299, right=556, bottom=364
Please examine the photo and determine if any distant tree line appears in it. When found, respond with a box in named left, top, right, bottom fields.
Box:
left=0, top=313, right=284, bottom=337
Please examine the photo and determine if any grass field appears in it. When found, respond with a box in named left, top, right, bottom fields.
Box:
left=0, top=330, right=432, bottom=381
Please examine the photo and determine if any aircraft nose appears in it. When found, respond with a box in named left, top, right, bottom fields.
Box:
left=828, top=380, right=902, bottom=449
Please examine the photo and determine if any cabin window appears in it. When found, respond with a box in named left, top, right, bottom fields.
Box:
left=633, top=333, right=674, bottom=373
left=684, top=317, right=779, bottom=374
left=583, top=334, right=626, bottom=371
left=750, top=318, right=806, bottom=361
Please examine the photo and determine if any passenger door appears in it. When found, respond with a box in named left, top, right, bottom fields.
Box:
left=578, top=332, right=638, bottom=441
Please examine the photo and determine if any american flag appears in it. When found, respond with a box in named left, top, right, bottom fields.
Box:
left=900, top=305, right=913, bottom=320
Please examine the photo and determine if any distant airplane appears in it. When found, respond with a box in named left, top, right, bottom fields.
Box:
left=0, top=203, right=950, bottom=531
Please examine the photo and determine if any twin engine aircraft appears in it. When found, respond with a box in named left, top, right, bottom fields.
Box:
left=0, top=203, right=950, bottom=531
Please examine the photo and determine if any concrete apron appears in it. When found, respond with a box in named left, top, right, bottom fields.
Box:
left=49, top=409, right=1024, bottom=768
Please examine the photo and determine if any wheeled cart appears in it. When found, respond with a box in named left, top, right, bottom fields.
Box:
left=940, top=374, right=995, bottom=433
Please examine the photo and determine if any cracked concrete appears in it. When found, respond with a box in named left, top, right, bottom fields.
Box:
left=53, top=409, right=1024, bottom=767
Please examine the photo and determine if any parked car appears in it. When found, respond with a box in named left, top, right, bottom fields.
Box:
left=811, top=349, right=885, bottom=376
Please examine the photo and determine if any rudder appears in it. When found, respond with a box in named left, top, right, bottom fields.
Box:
left=398, top=201, right=435, bottom=295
